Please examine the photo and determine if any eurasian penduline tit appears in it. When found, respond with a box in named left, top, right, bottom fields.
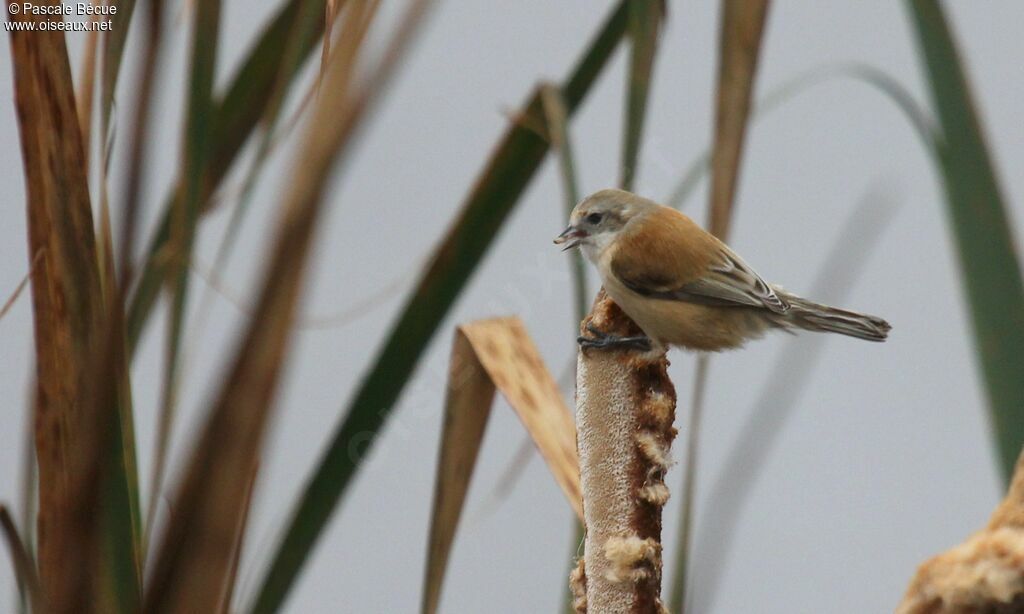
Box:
left=554, top=189, right=890, bottom=352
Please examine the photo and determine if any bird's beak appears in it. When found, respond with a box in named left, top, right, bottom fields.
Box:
left=553, top=225, right=586, bottom=251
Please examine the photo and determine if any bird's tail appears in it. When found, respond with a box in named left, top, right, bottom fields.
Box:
left=778, top=294, right=891, bottom=342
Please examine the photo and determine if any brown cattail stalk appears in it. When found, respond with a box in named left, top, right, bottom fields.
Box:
left=897, top=449, right=1024, bottom=613
left=572, top=292, right=676, bottom=613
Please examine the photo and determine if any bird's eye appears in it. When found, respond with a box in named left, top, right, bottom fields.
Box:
left=586, top=212, right=603, bottom=225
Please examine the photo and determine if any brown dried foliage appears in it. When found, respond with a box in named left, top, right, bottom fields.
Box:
left=708, top=0, right=770, bottom=240
left=8, top=3, right=111, bottom=611
left=423, top=317, right=582, bottom=614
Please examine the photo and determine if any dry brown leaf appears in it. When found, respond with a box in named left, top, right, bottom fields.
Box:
left=422, top=317, right=582, bottom=614
left=8, top=3, right=111, bottom=610
left=462, top=319, right=583, bottom=516
left=421, top=330, right=500, bottom=614
left=708, top=0, right=770, bottom=239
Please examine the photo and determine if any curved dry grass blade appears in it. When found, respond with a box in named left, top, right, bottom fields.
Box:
left=421, top=318, right=581, bottom=614
left=298, top=272, right=409, bottom=329
left=143, top=3, right=432, bottom=612
left=708, top=0, right=770, bottom=239
left=249, top=6, right=631, bottom=613
left=0, top=249, right=41, bottom=324
left=620, top=0, right=665, bottom=191
left=907, top=0, right=1024, bottom=483
left=691, top=186, right=901, bottom=613
left=0, top=506, right=43, bottom=614
left=665, top=62, right=937, bottom=209
left=189, top=256, right=411, bottom=330
left=756, top=63, right=935, bottom=154
left=664, top=64, right=933, bottom=614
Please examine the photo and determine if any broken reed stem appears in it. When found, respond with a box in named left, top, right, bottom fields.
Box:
left=897, top=448, right=1024, bottom=613
left=572, top=291, right=676, bottom=614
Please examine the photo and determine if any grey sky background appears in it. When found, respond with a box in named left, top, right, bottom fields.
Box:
left=2, top=1, right=1023, bottom=612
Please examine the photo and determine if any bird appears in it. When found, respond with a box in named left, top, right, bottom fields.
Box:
left=553, top=188, right=891, bottom=352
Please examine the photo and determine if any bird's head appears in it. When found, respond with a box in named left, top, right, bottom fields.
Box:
left=554, top=188, right=653, bottom=257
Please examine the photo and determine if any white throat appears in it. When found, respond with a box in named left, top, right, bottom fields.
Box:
left=580, top=231, right=615, bottom=264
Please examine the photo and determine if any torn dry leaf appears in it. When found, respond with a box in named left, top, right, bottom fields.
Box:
left=423, top=317, right=582, bottom=614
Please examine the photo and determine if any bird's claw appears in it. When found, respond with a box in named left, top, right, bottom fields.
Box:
left=577, top=324, right=652, bottom=352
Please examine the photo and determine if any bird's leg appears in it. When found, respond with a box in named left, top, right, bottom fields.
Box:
left=577, top=322, right=652, bottom=352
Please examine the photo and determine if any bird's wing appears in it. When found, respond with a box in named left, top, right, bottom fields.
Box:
left=612, top=245, right=789, bottom=314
